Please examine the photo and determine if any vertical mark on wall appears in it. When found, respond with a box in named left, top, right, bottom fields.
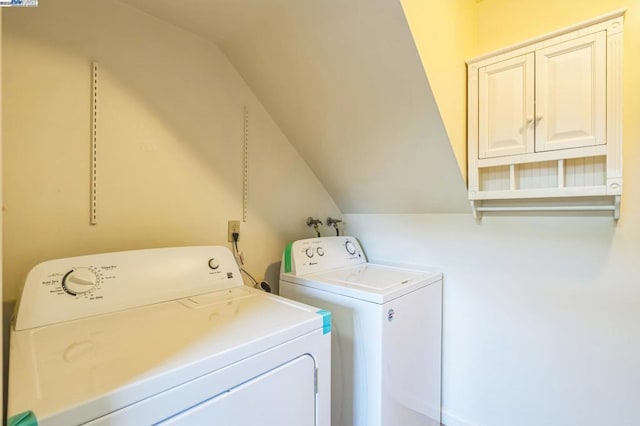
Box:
left=90, top=61, right=99, bottom=225
left=243, top=105, right=249, bottom=222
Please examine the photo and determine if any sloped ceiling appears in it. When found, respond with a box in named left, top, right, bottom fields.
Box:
left=119, top=0, right=470, bottom=213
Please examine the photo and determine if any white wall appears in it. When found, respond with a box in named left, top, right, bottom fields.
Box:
left=217, top=0, right=470, bottom=214
left=375, top=2, right=640, bottom=424
left=118, top=0, right=471, bottom=214
left=2, top=0, right=341, bottom=301
left=345, top=213, right=640, bottom=426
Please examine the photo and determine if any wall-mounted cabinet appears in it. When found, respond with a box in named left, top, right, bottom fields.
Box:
left=467, top=10, right=624, bottom=219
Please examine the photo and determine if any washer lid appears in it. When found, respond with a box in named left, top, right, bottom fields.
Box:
left=283, top=263, right=441, bottom=303
left=8, top=287, right=325, bottom=426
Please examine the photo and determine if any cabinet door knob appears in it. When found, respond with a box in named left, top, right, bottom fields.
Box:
left=536, top=114, right=544, bottom=121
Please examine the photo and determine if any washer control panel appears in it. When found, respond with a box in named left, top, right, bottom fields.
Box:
left=15, top=246, right=242, bottom=331
left=283, top=236, right=366, bottom=276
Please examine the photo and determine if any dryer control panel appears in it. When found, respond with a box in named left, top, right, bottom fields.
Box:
left=15, top=246, right=243, bottom=331
left=282, top=236, right=366, bottom=276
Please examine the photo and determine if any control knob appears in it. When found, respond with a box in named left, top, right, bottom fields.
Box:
left=305, top=248, right=315, bottom=258
left=345, top=240, right=357, bottom=255
left=62, top=268, right=98, bottom=295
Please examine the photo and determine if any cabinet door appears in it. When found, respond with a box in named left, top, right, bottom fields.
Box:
left=535, top=32, right=606, bottom=152
left=478, top=53, right=534, bottom=159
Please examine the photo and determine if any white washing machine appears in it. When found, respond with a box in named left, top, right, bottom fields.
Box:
left=8, top=246, right=331, bottom=426
left=279, top=236, right=442, bottom=426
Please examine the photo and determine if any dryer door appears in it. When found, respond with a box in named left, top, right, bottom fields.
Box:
left=159, top=354, right=317, bottom=426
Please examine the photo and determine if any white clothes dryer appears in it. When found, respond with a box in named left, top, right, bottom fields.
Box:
left=279, top=236, right=442, bottom=426
left=8, top=246, right=331, bottom=426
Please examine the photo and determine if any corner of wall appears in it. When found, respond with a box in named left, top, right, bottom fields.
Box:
left=399, top=0, right=479, bottom=183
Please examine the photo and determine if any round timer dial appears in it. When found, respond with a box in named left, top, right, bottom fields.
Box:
left=62, top=268, right=98, bottom=295
left=345, top=241, right=357, bottom=255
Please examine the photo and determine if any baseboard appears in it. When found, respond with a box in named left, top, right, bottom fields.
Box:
left=442, top=408, right=477, bottom=426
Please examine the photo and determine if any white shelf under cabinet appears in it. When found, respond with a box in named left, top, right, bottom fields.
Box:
left=466, top=10, right=624, bottom=220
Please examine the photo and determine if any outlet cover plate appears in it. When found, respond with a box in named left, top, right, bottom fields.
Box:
left=228, top=220, right=240, bottom=242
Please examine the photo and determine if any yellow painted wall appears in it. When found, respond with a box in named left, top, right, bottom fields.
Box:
left=2, top=0, right=341, bottom=301
left=400, top=0, right=477, bottom=181
left=476, top=0, right=630, bottom=52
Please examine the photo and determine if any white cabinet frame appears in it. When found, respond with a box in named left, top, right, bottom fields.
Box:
left=466, top=10, right=624, bottom=219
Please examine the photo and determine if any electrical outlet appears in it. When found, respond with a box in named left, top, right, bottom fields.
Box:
left=228, top=220, right=240, bottom=242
